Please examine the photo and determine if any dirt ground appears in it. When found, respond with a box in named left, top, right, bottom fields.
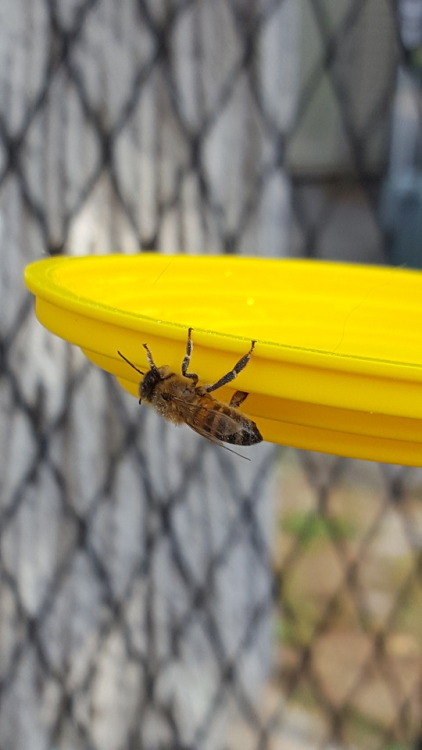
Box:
left=271, top=450, right=421, bottom=749
left=226, top=451, right=421, bottom=750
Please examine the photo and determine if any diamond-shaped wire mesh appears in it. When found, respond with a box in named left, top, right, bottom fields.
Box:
left=0, top=1, right=421, bottom=749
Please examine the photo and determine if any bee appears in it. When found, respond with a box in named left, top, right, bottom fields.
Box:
left=117, top=328, right=263, bottom=453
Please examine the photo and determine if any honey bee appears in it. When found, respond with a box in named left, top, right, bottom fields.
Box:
left=118, top=328, right=262, bottom=453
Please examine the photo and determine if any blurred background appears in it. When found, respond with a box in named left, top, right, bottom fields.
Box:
left=0, top=1, right=421, bottom=749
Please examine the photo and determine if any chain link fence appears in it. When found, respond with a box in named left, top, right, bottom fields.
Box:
left=0, top=1, right=421, bottom=749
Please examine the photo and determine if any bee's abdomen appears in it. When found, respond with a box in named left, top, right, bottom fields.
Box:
left=229, top=420, right=263, bottom=446
left=205, top=404, right=262, bottom=446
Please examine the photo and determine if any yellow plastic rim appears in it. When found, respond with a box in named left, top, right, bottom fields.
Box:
left=24, top=254, right=422, bottom=465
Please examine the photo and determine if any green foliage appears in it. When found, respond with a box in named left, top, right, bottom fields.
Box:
left=283, top=510, right=355, bottom=547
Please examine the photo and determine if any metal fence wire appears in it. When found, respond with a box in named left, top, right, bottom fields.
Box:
left=0, top=1, right=421, bottom=749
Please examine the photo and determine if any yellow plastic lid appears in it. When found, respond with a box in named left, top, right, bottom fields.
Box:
left=24, top=254, right=422, bottom=466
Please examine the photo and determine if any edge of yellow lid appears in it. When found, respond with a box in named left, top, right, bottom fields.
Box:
left=24, top=255, right=422, bottom=465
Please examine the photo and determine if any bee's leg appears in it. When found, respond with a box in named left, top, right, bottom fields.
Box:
left=230, top=390, right=248, bottom=407
left=181, top=327, right=199, bottom=384
left=206, top=340, right=256, bottom=393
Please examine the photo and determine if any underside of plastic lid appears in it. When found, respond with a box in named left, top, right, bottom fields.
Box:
left=24, top=254, right=422, bottom=465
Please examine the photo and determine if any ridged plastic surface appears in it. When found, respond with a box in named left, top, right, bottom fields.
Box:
left=25, top=254, right=422, bottom=465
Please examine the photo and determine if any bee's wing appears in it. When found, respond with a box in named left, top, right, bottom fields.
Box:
left=187, top=422, right=250, bottom=460
left=170, top=397, right=251, bottom=460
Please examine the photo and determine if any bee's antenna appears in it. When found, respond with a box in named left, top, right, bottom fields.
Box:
left=117, top=351, right=145, bottom=377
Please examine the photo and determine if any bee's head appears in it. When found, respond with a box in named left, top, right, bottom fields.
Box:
left=117, top=349, right=170, bottom=405
left=140, top=367, right=162, bottom=402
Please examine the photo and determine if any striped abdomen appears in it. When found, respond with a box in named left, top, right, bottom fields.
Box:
left=186, top=400, right=262, bottom=446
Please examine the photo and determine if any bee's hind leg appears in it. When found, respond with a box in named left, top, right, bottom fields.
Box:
left=181, top=327, right=199, bottom=384
left=230, top=390, right=248, bottom=408
left=206, top=340, right=256, bottom=393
